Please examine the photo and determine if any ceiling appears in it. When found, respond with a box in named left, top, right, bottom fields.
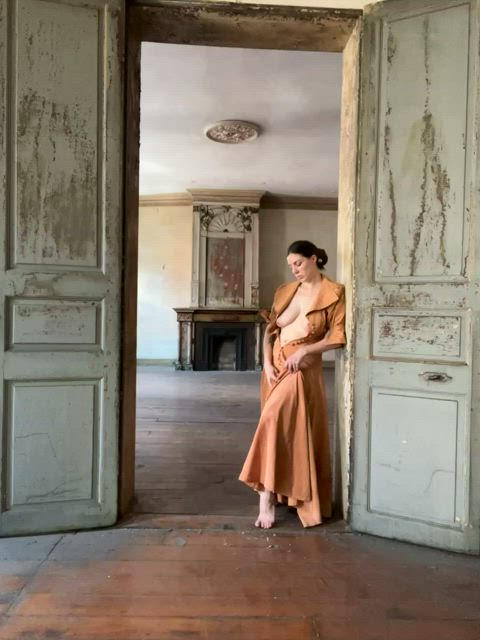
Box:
left=140, top=43, right=343, bottom=198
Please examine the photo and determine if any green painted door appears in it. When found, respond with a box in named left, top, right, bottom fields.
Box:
left=351, top=0, right=480, bottom=553
left=0, top=0, right=124, bottom=534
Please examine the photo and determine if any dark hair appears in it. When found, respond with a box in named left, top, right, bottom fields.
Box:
left=287, top=240, right=328, bottom=271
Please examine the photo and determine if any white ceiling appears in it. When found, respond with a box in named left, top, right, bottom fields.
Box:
left=140, top=43, right=343, bottom=197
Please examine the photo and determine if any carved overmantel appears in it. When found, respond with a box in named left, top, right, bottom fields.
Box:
left=187, top=189, right=265, bottom=309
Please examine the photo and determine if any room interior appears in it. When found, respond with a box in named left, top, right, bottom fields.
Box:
left=134, top=41, right=342, bottom=517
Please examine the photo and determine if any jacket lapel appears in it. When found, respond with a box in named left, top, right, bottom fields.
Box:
left=273, top=281, right=300, bottom=318
left=306, top=276, right=340, bottom=314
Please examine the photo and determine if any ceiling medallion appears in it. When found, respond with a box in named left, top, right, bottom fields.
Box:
left=204, top=120, right=260, bottom=144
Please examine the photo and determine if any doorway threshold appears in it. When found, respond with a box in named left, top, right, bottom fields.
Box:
left=118, top=512, right=351, bottom=535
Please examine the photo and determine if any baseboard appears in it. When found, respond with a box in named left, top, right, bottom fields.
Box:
left=136, top=358, right=335, bottom=368
left=137, top=359, right=175, bottom=366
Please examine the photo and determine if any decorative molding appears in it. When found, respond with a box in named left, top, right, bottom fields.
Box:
left=190, top=189, right=264, bottom=309
left=197, top=205, right=215, bottom=230
left=188, top=189, right=264, bottom=206
left=176, top=311, right=194, bottom=322
left=204, top=120, right=260, bottom=144
left=139, top=191, right=337, bottom=211
left=250, top=284, right=259, bottom=308
left=261, top=193, right=338, bottom=210
left=139, top=193, right=193, bottom=207
left=196, top=204, right=255, bottom=232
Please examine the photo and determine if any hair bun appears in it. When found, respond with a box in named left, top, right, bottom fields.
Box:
left=316, top=247, right=328, bottom=268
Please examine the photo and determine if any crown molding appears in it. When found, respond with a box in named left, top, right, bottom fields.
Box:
left=262, top=194, right=338, bottom=210
left=139, top=191, right=338, bottom=211
left=187, top=188, right=265, bottom=206
left=139, top=193, right=193, bottom=207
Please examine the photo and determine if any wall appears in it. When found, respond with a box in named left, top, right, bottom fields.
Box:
left=259, top=207, right=338, bottom=362
left=259, top=207, right=338, bottom=305
left=137, top=204, right=192, bottom=360
left=137, top=203, right=338, bottom=361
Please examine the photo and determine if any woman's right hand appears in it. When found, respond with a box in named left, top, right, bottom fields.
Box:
left=264, top=361, right=279, bottom=386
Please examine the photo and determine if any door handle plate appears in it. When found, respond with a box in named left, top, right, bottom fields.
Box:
left=419, top=371, right=452, bottom=383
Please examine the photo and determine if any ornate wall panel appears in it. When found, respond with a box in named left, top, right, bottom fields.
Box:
left=189, top=190, right=263, bottom=308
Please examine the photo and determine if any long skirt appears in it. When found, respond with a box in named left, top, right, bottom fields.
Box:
left=238, top=339, right=332, bottom=527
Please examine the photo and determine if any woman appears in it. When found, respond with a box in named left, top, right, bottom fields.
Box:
left=239, top=240, right=346, bottom=529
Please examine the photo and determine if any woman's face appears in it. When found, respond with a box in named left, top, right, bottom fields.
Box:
left=287, top=252, right=318, bottom=282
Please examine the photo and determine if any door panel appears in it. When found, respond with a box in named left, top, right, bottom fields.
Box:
left=0, top=0, right=124, bottom=535
left=5, top=380, right=100, bottom=506
left=14, top=0, right=101, bottom=269
left=352, top=0, right=479, bottom=553
left=369, top=382, right=469, bottom=526
left=375, top=2, right=471, bottom=283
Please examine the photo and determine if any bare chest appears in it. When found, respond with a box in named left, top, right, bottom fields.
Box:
left=276, top=289, right=312, bottom=327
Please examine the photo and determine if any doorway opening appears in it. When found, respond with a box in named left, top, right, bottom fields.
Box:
left=121, top=2, right=360, bottom=525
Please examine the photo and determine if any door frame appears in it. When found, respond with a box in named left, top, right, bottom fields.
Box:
left=120, top=0, right=362, bottom=517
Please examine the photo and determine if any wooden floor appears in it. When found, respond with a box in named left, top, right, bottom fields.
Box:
left=133, top=365, right=334, bottom=517
left=1, top=366, right=479, bottom=639
left=134, top=366, right=260, bottom=516
left=1, top=519, right=479, bottom=639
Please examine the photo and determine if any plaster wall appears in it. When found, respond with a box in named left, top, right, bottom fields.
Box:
left=259, top=207, right=338, bottom=362
left=137, top=204, right=338, bottom=361
left=137, top=204, right=192, bottom=360
left=259, top=208, right=338, bottom=307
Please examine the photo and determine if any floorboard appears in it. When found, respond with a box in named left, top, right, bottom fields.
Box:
left=133, top=365, right=335, bottom=517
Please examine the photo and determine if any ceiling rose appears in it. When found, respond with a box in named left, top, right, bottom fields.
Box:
left=204, top=120, right=260, bottom=144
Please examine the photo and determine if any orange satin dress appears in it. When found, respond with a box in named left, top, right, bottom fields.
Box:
left=239, top=277, right=346, bottom=527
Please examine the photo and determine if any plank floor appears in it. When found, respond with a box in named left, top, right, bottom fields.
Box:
left=133, top=365, right=334, bottom=517
left=1, top=366, right=479, bottom=639
left=1, top=524, right=479, bottom=639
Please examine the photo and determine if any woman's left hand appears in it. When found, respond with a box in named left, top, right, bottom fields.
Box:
left=285, top=347, right=308, bottom=373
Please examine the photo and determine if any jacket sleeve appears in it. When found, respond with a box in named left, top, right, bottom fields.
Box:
left=325, top=287, right=346, bottom=346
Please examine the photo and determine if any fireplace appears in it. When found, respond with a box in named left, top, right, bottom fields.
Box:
left=194, top=323, right=255, bottom=371
left=174, top=308, right=263, bottom=371
left=174, top=189, right=265, bottom=371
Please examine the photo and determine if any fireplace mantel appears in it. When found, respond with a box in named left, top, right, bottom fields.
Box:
left=174, top=189, right=265, bottom=371
left=174, top=307, right=264, bottom=371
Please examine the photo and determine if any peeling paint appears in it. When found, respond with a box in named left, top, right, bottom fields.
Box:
left=0, top=0, right=123, bottom=535
left=409, top=17, right=452, bottom=276
left=15, top=11, right=100, bottom=268
left=386, top=28, right=397, bottom=65
left=138, top=3, right=361, bottom=53
left=382, top=27, right=399, bottom=274
left=384, top=122, right=399, bottom=273
left=375, top=312, right=462, bottom=359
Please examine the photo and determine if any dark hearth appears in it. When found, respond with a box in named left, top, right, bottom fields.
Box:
left=195, top=323, right=254, bottom=371
left=174, top=307, right=264, bottom=371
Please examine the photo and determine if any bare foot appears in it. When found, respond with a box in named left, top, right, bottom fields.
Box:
left=255, top=490, right=275, bottom=529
